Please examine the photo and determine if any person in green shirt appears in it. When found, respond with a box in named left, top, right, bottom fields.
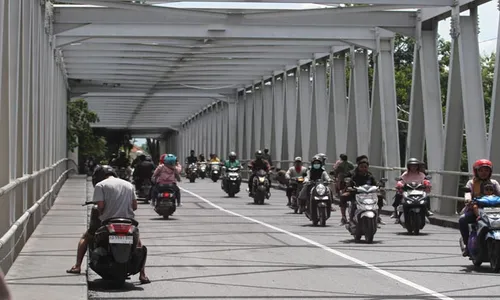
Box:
left=222, top=151, right=241, bottom=190
left=224, top=151, right=241, bottom=168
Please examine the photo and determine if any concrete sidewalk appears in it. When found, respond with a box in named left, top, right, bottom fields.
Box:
left=5, top=176, right=88, bottom=300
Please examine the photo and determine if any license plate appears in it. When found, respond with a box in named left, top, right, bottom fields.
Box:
left=109, top=235, right=133, bottom=244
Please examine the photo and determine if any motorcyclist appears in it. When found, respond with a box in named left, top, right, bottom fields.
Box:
left=185, top=150, right=198, bottom=175
left=209, top=153, right=220, bottom=163
left=198, top=154, right=206, bottom=163
left=114, top=151, right=130, bottom=168
left=248, top=150, right=271, bottom=196
left=153, top=154, right=182, bottom=206
left=132, top=153, right=155, bottom=191
left=109, top=153, right=117, bottom=166
left=459, top=159, right=500, bottom=257
left=285, top=157, right=308, bottom=206
left=333, top=154, right=355, bottom=193
left=222, top=151, right=241, bottom=189
left=66, top=165, right=150, bottom=284
left=297, top=155, right=332, bottom=212
left=340, top=155, right=384, bottom=225
left=132, top=150, right=144, bottom=167
left=262, top=148, right=273, bottom=166
left=391, top=158, right=432, bottom=221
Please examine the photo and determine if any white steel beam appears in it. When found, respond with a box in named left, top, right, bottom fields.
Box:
left=55, top=7, right=416, bottom=28
left=56, top=24, right=394, bottom=40
left=63, top=52, right=331, bottom=59
left=82, top=91, right=225, bottom=98
left=152, top=0, right=452, bottom=5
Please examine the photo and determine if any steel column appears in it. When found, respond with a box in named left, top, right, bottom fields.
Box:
left=298, top=64, right=312, bottom=161
left=253, top=84, right=263, bottom=152
left=313, top=58, right=328, bottom=154
left=227, top=100, right=237, bottom=154
left=489, top=8, right=500, bottom=168
left=285, top=70, right=299, bottom=162
left=329, top=53, right=348, bottom=159
left=245, top=91, right=254, bottom=160
left=273, top=75, right=285, bottom=168
left=262, top=81, right=273, bottom=153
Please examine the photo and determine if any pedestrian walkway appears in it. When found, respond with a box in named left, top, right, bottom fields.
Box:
left=5, top=176, right=88, bottom=300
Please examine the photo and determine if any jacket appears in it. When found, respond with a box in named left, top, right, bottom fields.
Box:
left=153, top=164, right=181, bottom=185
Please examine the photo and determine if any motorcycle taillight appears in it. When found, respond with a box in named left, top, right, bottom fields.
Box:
left=161, top=192, right=172, bottom=198
left=107, top=223, right=134, bottom=234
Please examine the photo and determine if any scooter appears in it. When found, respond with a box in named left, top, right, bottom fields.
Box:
left=396, top=177, right=431, bottom=235
left=289, top=176, right=306, bottom=214
left=154, top=184, right=178, bottom=219
left=222, top=167, right=241, bottom=197
left=83, top=201, right=147, bottom=286
left=303, top=179, right=332, bottom=226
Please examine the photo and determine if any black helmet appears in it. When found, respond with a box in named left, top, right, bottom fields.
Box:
left=229, top=151, right=237, bottom=159
left=264, top=148, right=269, bottom=154
left=407, top=158, right=421, bottom=168
left=340, top=154, right=347, bottom=161
left=255, top=150, right=263, bottom=159
left=92, top=165, right=117, bottom=187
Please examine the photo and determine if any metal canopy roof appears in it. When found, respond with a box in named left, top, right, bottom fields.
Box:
left=54, top=0, right=465, bottom=131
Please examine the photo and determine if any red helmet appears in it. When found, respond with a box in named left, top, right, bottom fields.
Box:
left=473, top=159, right=492, bottom=177
left=159, top=153, right=167, bottom=164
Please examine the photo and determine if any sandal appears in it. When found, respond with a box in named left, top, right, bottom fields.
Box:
left=139, top=276, right=151, bottom=284
left=66, top=266, right=81, bottom=274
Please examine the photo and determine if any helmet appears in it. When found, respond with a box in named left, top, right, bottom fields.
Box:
left=159, top=153, right=166, bottom=164
left=294, top=156, right=302, bottom=162
left=340, top=153, right=347, bottom=161
left=92, top=165, right=116, bottom=187
left=406, top=158, right=420, bottom=168
left=473, top=159, right=493, bottom=177
left=228, top=151, right=237, bottom=159
left=317, top=153, right=327, bottom=164
left=136, top=150, right=144, bottom=156
left=145, top=155, right=152, bottom=161
left=311, top=155, right=322, bottom=164
left=119, top=150, right=126, bottom=156
left=264, top=148, right=269, bottom=154
left=165, top=154, right=177, bottom=166
left=255, top=150, right=263, bottom=159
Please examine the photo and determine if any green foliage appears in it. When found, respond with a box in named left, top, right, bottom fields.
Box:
left=67, top=98, right=107, bottom=159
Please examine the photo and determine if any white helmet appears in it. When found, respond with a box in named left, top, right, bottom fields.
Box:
left=294, top=157, right=302, bottom=162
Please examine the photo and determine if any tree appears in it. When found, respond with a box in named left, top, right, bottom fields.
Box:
left=67, top=98, right=107, bottom=160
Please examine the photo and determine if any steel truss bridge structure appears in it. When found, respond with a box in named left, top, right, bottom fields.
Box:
left=0, top=0, right=499, bottom=278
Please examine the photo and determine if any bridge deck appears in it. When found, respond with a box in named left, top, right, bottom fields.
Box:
left=5, top=176, right=88, bottom=300
left=4, top=178, right=496, bottom=300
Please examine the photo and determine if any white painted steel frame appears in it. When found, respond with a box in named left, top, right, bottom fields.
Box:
left=0, top=0, right=69, bottom=272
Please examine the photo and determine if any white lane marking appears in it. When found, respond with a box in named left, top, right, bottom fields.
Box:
left=180, top=187, right=454, bottom=300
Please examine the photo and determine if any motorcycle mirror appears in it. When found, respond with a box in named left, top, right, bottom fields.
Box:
left=425, top=175, right=433, bottom=180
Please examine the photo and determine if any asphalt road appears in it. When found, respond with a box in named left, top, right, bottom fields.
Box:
left=88, top=180, right=500, bottom=300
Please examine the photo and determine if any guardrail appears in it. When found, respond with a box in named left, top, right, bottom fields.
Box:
left=0, top=158, right=78, bottom=273
left=232, top=159, right=473, bottom=203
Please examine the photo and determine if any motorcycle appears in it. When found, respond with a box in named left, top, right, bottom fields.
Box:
left=136, top=178, right=152, bottom=204
left=222, top=167, right=241, bottom=197
left=289, top=176, right=306, bottom=214
left=198, top=162, right=207, bottom=179
left=251, top=169, right=270, bottom=205
left=210, top=162, right=221, bottom=182
left=396, top=177, right=431, bottom=235
left=83, top=201, right=147, bottom=286
left=187, top=163, right=198, bottom=183
left=154, top=184, right=177, bottom=219
left=303, top=179, right=332, bottom=226
left=345, top=178, right=387, bottom=243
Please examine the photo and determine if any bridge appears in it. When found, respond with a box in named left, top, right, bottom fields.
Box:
left=1, top=0, right=500, bottom=299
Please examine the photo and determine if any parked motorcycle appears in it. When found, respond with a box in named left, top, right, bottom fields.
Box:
left=222, top=167, right=241, bottom=197
left=210, top=162, right=221, bottom=182
left=303, top=179, right=332, bottom=226
left=154, top=184, right=178, bottom=219
left=187, top=163, right=198, bottom=183
left=251, top=169, right=270, bottom=205
left=396, top=177, right=431, bottom=235
left=198, top=162, right=207, bottom=179
left=345, top=178, right=387, bottom=243
left=83, top=201, right=147, bottom=286
left=289, top=176, right=306, bottom=214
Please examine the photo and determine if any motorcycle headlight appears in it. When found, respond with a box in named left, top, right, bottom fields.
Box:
left=419, top=200, right=425, bottom=205
left=259, top=177, right=265, bottom=183
left=316, top=184, right=326, bottom=196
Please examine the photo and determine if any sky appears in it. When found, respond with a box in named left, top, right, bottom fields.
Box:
left=127, top=1, right=499, bottom=145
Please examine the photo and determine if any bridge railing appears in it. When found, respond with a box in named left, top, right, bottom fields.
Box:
left=234, top=159, right=476, bottom=203
left=0, top=158, right=78, bottom=273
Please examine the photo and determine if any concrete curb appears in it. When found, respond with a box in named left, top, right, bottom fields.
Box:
left=242, top=179, right=460, bottom=230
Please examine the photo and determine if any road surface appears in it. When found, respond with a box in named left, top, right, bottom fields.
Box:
left=88, top=180, right=500, bottom=300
